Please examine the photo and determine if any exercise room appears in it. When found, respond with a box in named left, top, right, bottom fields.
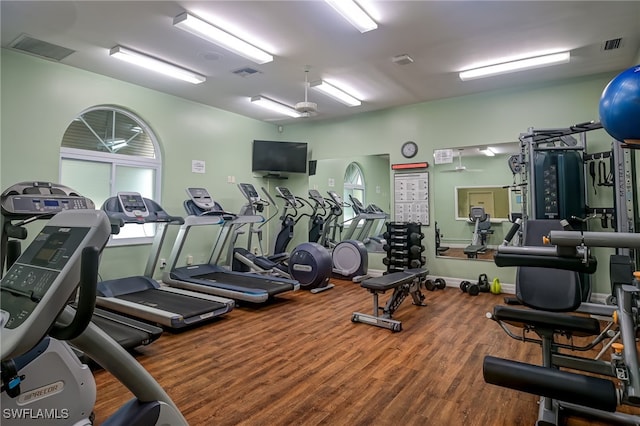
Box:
left=2, top=1, right=640, bottom=425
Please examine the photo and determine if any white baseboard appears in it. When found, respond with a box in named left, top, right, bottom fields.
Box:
left=368, top=272, right=610, bottom=304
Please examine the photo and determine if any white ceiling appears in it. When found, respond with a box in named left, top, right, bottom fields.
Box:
left=2, top=1, right=639, bottom=125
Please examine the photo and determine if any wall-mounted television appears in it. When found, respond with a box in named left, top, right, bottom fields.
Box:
left=252, top=140, right=308, bottom=174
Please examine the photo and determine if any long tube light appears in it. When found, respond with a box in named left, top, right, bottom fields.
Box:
left=310, top=80, right=361, bottom=107
left=324, top=0, right=377, bottom=33
left=250, top=96, right=302, bottom=118
left=479, top=147, right=495, bottom=157
left=459, top=52, right=570, bottom=81
left=174, top=12, right=273, bottom=64
left=109, top=46, right=206, bottom=84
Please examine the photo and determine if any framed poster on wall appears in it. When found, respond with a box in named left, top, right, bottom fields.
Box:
left=393, top=172, right=429, bottom=225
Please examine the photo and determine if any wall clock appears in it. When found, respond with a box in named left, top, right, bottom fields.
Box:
left=401, top=141, right=418, bottom=158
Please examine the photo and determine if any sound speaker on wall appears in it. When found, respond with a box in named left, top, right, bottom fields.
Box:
left=309, top=160, right=317, bottom=176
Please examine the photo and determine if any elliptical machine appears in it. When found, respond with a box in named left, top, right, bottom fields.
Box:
left=231, top=184, right=290, bottom=277
left=272, top=186, right=333, bottom=293
left=0, top=209, right=188, bottom=425
left=307, top=189, right=328, bottom=244
left=308, top=190, right=369, bottom=283
left=255, top=187, right=334, bottom=293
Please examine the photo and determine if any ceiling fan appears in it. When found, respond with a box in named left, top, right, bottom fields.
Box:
left=440, top=150, right=483, bottom=173
left=294, top=67, right=318, bottom=118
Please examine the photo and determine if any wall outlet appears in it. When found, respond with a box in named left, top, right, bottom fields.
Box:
left=186, top=255, right=193, bottom=265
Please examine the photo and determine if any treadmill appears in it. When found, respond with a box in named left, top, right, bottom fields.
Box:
left=0, top=182, right=163, bottom=354
left=96, top=192, right=235, bottom=329
left=162, top=187, right=300, bottom=304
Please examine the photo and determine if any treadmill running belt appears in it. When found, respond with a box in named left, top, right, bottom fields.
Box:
left=91, top=315, right=153, bottom=349
left=193, top=272, right=293, bottom=296
left=118, top=289, right=226, bottom=318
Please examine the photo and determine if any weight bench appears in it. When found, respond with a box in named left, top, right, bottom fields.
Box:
left=351, top=268, right=428, bottom=332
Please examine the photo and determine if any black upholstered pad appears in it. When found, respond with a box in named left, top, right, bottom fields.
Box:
left=493, top=305, right=600, bottom=337
left=361, top=272, right=414, bottom=291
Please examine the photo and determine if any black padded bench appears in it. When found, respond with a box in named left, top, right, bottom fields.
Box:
left=351, top=268, right=428, bottom=332
left=492, top=305, right=601, bottom=338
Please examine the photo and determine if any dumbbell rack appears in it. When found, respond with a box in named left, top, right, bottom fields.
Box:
left=382, top=222, right=426, bottom=273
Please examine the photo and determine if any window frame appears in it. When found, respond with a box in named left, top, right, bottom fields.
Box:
left=343, top=162, right=366, bottom=224
left=59, top=106, right=162, bottom=246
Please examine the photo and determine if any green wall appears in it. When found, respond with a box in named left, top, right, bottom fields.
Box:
left=1, top=47, right=633, bottom=295
left=279, top=71, right=625, bottom=293
left=0, top=49, right=301, bottom=280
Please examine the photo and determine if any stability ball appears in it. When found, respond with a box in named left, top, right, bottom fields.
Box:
left=598, top=65, right=640, bottom=144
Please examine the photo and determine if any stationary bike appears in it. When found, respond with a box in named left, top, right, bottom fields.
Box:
left=463, top=206, right=494, bottom=258
left=0, top=209, right=187, bottom=425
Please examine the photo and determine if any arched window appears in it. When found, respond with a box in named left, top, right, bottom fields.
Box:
left=343, top=162, right=365, bottom=223
left=59, top=106, right=162, bottom=244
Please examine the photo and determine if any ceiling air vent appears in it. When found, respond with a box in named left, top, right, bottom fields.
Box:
left=603, top=38, right=623, bottom=51
left=9, top=34, right=75, bottom=62
left=232, top=67, right=261, bottom=78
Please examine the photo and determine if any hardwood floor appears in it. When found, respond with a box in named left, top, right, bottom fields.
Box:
left=93, top=279, right=639, bottom=425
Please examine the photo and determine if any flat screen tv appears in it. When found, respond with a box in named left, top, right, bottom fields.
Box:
left=252, top=140, right=307, bottom=174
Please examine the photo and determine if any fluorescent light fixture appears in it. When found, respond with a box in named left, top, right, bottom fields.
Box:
left=250, top=96, right=302, bottom=118
left=174, top=12, right=273, bottom=64
left=310, top=80, right=362, bottom=107
left=479, top=147, right=495, bottom=157
left=459, top=52, right=570, bottom=81
left=109, top=46, right=205, bottom=84
left=324, top=0, right=378, bottom=33
left=110, top=140, right=128, bottom=150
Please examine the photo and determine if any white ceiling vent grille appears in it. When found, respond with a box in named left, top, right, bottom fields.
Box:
left=232, top=67, right=261, bottom=77
left=603, top=38, right=623, bottom=51
left=10, top=34, right=75, bottom=61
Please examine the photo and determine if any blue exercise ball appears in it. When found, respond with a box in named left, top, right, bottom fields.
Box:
left=598, top=65, right=640, bottom=143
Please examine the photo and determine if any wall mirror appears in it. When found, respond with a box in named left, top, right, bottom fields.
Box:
left=433, top=143, right=520, bottom=261
left=308, top=154, right=390, bottom=253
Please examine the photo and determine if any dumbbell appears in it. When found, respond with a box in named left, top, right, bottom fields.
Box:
left=460, top=280, right=480, bottom=296
left=383, top=257, right=423, bottom=268
left=424, top=278, right=446, bottom=291
left=409, top=232, right=424, bottom=244
left=410, top=245, right=425, bottom=255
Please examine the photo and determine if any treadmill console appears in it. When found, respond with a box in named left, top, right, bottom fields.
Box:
left=186, top=188, right=216, bottom=210
left=1, top=209, right=111, bottom=359
left=275, top=187, right=296, bottom=207
left=117, top=192, right=149, bottom=218
left=349, top=195, right=366, bottom=213
left=308, top=189, right=325, bottom=206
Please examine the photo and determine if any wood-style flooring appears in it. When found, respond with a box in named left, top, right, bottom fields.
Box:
left=93, top=278, right=640, bottom=425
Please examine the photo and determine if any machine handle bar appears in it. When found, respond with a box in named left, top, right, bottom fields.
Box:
left=49, top=246, right=99, bottom=341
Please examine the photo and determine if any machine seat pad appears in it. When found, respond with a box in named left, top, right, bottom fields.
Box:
left=493, top=305, right=600, bottom=337
left=464, top=245, right=484, bottom=254
left=360, top=269, right=418, bottom=291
